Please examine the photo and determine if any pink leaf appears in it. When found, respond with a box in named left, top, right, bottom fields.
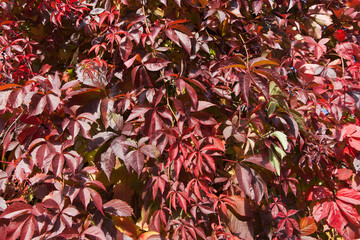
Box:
left=252, top=0, right=263, bottom=15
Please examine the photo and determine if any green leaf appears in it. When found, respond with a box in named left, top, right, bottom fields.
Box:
left=269, top=81, right=286, bottom=97
left=270, top=131, right=288, bottom=150
left=269, top=148, right=280, bottom=176
left=289, top=109, right=308, bottom=137
left=272, top=143, right=286, bottom=159
left=268, top=101, right=277, bottom=116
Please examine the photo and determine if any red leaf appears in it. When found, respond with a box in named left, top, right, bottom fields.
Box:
left=335, top=29, right=346, bottom=42
left=0, top=83, right=20, bottom=91
left=62, top=207, right=80, bottom=217
left=20, top=216, right=37, bottom=240
left=0, top=202, right=32, bottom=219
left=227, top=210, right=254, bottom=240
left=30, top=95, right=46, bottom=116
left=335, top=199, right=359, bottom=225
left=164, top=29, right=180, bottom=46
left=140, top=145, right=159, bottom=158
left=82, top=226, right=107, bottom=240
left=327, top=201, right=347, bottom=233
left=52, top=154, right=65, bottom=177
left=143, top=58, right=170, bottom=71
left=119, top=37, right=133, bottom=61
left=234, top=163, right=266, bottom=204
left=186, top=83, right=198, bottom=109
left=336, top=188, right=360, bottom=205
left=103, top=199, right=133, bottom=217
left=312, top=201, right=331, bottom=222
left=335, top=169, right=353, bottom=180
left=124, top=54, right=140, bottom=68
left=307, top=186, right=332, bottom=201
left=79, top=188, right=91, bottom=210
left=241, top=73, right=251, bottom=105
left=167, top=19, right=189, bottom=28
left=229, top=195, right=254, bottom=218
left=126, top=105, right=151, bottom=122
left=86, top=180, right=107, bottom=191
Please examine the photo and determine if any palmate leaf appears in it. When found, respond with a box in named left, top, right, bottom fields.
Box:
left=309, top=187, right=360, bottom=234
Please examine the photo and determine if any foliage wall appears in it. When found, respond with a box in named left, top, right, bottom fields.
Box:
left=1, top=0, right=360, bottom=239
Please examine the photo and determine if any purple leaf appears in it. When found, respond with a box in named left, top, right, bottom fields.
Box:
left=110, top=135, right=129, bottom=160
left=125, top=150, right=144, bottom=175
left=119, top=37, right=133, bottom=61
left=140, top=145, right=159, bottom=158
left=88, top=188, right=104, bottom=215
left=176, top=30, right=192, bottom=55
left=100, top=147, right=115, bottom=181
left=126, top=105, right=151, bottom=122
left=242, top=154, right=276, bottom=173
left=241, top=73, right=251, bottom=106
left=235, top=163, right=267, bottom=204
left=165, top=29, right=180, bottom=46
left=186, top=83, right=198, bottom=109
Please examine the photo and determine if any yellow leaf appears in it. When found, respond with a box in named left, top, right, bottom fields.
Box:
left=138, top=231, right=162, bottom=240
left=113, top=216, right=139, bottom=238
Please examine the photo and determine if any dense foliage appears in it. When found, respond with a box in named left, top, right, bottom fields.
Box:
left=1, top=0, right=360, bottom=239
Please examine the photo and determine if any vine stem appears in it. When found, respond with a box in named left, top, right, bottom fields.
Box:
left=141, top=3, right=177, bottom=123
left=238, top=33, right=249, bottom=67
left=142, top=4, right=150, bottom=35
